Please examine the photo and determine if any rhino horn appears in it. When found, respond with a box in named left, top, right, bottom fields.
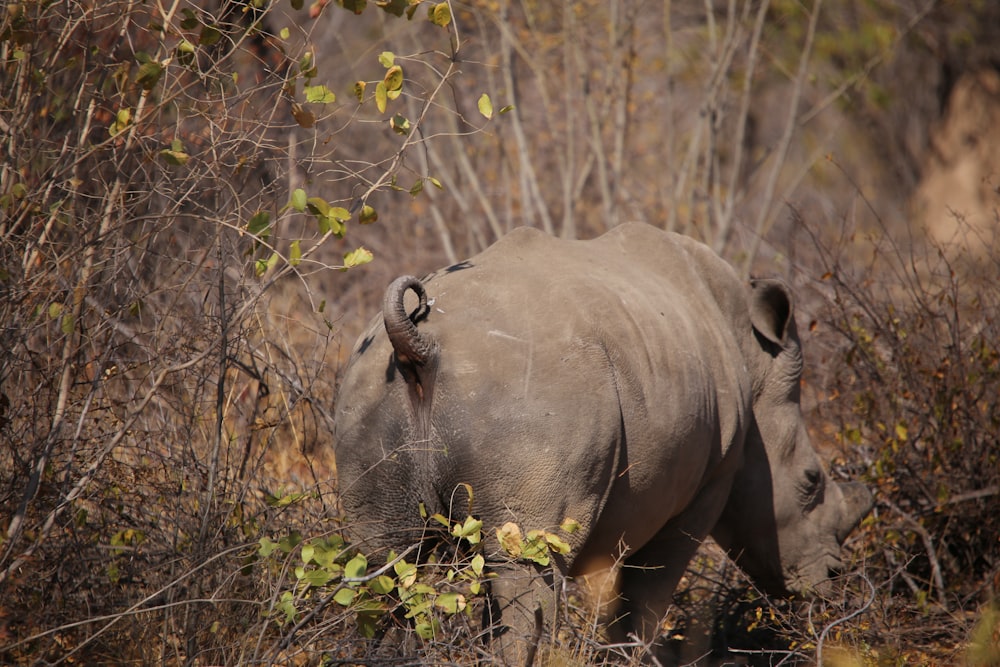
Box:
left=383, top=275, right=434, bottom=367
left=836, top=482, right=874, bottom=544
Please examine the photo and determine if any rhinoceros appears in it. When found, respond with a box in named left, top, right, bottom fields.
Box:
left=333, top=222, right=872, bottom=661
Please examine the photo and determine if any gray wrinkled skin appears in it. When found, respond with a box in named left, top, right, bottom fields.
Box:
left=333, top=223, right=872, bottom=660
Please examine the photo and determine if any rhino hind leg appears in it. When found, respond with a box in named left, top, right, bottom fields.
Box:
left=485, top=563, right=559, bottom=667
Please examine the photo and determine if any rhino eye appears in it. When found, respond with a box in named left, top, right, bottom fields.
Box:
left=799, top=468, right=824, bottom=509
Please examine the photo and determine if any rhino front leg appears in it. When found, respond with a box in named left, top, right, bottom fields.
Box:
left=613, top=474, right=734, bottom=660
left=614, top=529, right=703, bottom=660
left=486, top=562, right=559, bottom=666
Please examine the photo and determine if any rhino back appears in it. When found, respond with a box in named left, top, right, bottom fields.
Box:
left=334, top=223, right=753, bottom=562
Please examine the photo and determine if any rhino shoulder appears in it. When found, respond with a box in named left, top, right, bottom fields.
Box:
left=599, top=223, right=747, bottom=315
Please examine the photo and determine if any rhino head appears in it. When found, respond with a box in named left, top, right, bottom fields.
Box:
left=712, top=279, right=873, bottom=596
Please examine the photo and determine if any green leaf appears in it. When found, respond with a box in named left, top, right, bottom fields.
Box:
left=280, top=27, right=290, bottom=40
left=277, top=531, right=303, bottom=553
left=135, top=61, right=163, bottom=91
left=543, top=532, right=572, bottom=555
left=427, top=176, right=443, bottom=190
left=301, top=543, right=315, bottom=564
left=159, top=147, right=190, bottom=166
left=278, top=591, right=297, bottom=624
left=258, top=537, right=276, bottom=558
left=289, top=240, right=302, bottom=266
left=560, top=517, right=581, bottom=534
left=60, top=313, right=75, bottom=335
left=310, top=537, right=344, bottom=570
left=383, top=65, right=403, bottom=92
left=179, top=8, right=198, bottom=30
left=255, top=253, right=279, bottom=277
left=306, top=197, right=329, bottom=217
left=290, top=188, right=307, bottom=212
left=333, top=587, right=356, bottom=606
left=358, top=204, right=378, bottom=224
left=299, top=51, right=316, bottom=78
left=199, top=24, right=222, bottom=46
left=390, top=113, right=410, bottom=135
left=370, top=574, right=395, bottom=595
left=342, top=246, right=373, bottom=270
left=435, top=592, right=466, bottom=614
left=265, top=491, right=307, bottom=507
left=109, top=108, right=131, bottom=137
left=344, top=553, right=368, bottom=579
left=247, top=210, right=271, bottom=241
left=451, top=516, right=483, bottom=544
left=477, top=93, right=493, bottom=120
left=471, top=553, right=485, bottom=577
left=428, top=2, right=451, bottom=27
left=522, top=530, right=553, bottom=565
left=499, top=104, right=515, bottom=114
left=48, top=302, right=64, bottom=320
left=375, top=81, right=387, bottom=113
left=291, top=0, right=304, bottom=8
left=305, top=84, right=336, bottom=104
left=300, top=568, right=332, bottom=587
left=414, top=620, right=439, bottom=640
left=394, top=560, right=417, bottom=588
left=356, top=609, right=382, bottom=638
left=375, top=0, right=408, bottom=16
left=378, top=51, right=395, bottom=68
left=353, top=80, right=366, bottom=102
left=340, top=0, right=366, bottom=14
left=409, top=179, right=424, bottom=196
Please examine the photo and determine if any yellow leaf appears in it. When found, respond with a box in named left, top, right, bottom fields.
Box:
left=560, top=517, right=581, bottom=534
left=895, top=422, right=908, bottom=441
left=342, top=246, right=373, bottom=270
left=496, top=522, right=523, bottom=558
left=477, top=93, right=493, bottom=120
left=428, top=2, right=451, bottom=27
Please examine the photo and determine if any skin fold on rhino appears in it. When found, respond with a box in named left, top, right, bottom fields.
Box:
left=333, top=222, right=873, bottom=663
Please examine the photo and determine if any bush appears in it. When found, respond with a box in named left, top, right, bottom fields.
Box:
left=0, top=0, right=471, bottom=662
left=800, top=201, right=1000, bottom=663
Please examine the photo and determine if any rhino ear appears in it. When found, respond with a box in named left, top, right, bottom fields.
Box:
left=749, top=278, right=793, bottom=346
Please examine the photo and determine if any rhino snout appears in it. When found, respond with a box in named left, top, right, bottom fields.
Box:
left=835, top=481, right=874, bottom=544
